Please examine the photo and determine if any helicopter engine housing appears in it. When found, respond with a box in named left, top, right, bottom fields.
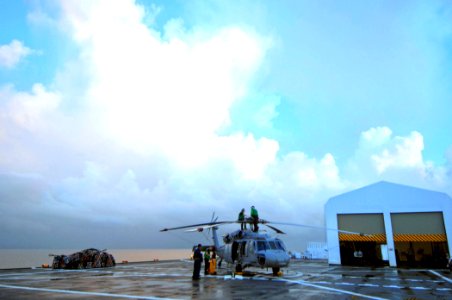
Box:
left=223, top=230, right=244, bottom=244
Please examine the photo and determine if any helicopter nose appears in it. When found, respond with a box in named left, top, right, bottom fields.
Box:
left=261, top=252, right=290, bottom=268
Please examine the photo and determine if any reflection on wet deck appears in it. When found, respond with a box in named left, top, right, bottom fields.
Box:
left=0, top=260, right=451, bottom=299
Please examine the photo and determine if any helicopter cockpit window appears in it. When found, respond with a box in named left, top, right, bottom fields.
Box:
left=275, top=239, right=286, bottom=250
left=256, top=241, right=266, bottom=251
left=268, top=241, right=278, bottom=250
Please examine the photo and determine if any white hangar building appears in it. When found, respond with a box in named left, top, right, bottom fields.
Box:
left=325, top=181, right=451, bottom=268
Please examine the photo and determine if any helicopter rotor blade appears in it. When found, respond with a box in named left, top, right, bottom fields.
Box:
left=264, top=221, right=371, bottom=236
left=208, top=212, right=219, bottom=234
left=263, top=224, right=285, bottom=234
left=160, top=221, right=237, bottom=232
left=207, top=212, right=215, bottom=235
left=185, top=224, right=220, bottom=232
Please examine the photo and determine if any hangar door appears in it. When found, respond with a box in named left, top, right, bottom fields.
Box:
left=338, top=213, right=388, bottom=266
left=391, top=212, right=449, bottom=268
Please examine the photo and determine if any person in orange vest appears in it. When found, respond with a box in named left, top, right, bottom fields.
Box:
left=209, top=247, right=217, bottom=275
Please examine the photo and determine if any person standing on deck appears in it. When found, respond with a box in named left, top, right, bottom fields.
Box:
left=204, top=249, right=210, bottom=275
left=192, top=244, right=202, bottom=280
left=209, top=247, right=217, bottom=275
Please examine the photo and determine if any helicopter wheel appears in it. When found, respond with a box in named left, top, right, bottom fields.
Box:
left=272, top=267, right=280, bottom=276
left=235, top=264, right=242, bottom=273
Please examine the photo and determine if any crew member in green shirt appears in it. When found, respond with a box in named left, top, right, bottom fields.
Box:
left=238, top=208, right=246, bottom=230
left=250, top=206, right=259, bottom=232
left=204, top=249, right=210, bottom=275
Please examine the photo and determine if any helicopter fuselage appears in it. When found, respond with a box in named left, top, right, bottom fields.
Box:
left=161, top=214, right=368, bottom=275
left=214, top=229, right=290, bottom=274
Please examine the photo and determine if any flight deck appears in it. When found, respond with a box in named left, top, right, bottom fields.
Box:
left=0, top=259, right=451, bottom=299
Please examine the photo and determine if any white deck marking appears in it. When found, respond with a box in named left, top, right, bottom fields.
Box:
left=358, top=283, right=380, bottom=287
left=280, top=279, right=389, bottom=300
left=0, top=284, right=176, bottom=300
left=410, top=286, right=430, bottom=290
left=429, top=270, right=452, bottom=284
left=381, top=285, right=402, bottom=289
left=0, top=271, right=53, bottom=277
left=338, top=275, right=442, bottom=283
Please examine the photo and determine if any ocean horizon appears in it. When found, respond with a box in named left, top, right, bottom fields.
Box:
left=0, top=248, right=191, bottom=269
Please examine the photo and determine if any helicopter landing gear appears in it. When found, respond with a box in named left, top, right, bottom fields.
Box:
left=272, top=267, right=280, bottom=276
left=231, top=263, right=243, bottom=278
left=235, top=263, right=243, bottom=273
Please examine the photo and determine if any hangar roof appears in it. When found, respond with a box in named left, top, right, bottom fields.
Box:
left=326, top=181, right=451, bottom=212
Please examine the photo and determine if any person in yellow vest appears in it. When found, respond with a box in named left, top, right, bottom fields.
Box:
left=209, top=247, right=217, bottom=275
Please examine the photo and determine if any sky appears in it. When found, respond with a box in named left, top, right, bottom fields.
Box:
left=0, top=0, right=451, bottom=251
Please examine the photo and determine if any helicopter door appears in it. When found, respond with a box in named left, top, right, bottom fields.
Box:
left=240, top=241, right=247, bottom=257
left=231, top=241, right=239, bottom=261
left=246, top=240, right=254, bottom=256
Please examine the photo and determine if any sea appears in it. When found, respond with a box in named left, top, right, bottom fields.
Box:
left=0, top=249, right=190, bottom=269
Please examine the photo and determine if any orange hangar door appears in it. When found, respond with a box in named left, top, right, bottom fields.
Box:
left=338, top=213, right=388, bottom=267
left=391, top=212, right=449, bottom=268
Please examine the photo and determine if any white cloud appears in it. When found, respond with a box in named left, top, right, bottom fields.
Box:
left=277, top=152, right=342, bottom=190
left=1, top=0, right=451, bottom=249
left=217, top=133, right=279, bottom=180
left=347, top=127, right=450, bottom=192
left=360, top=126, right=392, bottom=149
left=366, top=127, right=424, bottom=173
left=0, top=84, right=61, bottom=132
left=0, top=40, right=32, bottom=69
left=57, top=0, right=271, bottom=165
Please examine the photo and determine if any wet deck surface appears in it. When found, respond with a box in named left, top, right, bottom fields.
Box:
left=0, top=259, right=451, bottom=299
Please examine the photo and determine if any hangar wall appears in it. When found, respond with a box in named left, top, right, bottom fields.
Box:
left=325, top=181, right=452, bottom=268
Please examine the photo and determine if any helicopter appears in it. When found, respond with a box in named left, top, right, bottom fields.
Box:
left=160, top=214, right=368, bottom=276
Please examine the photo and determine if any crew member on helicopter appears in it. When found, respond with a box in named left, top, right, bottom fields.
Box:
left=251, top=206, right=259, bottom=232
left=238, top=208, right=246, bottom=230
left=192, top=244, right=202, bottom=280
